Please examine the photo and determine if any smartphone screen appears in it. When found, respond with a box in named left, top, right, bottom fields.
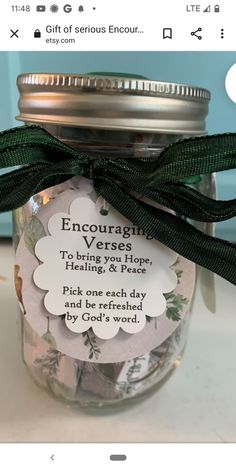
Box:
left=0, top=1, right=236, bottom=470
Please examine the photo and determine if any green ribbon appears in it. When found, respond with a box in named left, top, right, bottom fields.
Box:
left=1, top=125, right=236, bottom=285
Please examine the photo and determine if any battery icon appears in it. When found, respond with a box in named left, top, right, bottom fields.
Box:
left=36, top=5, right=46, bottom=11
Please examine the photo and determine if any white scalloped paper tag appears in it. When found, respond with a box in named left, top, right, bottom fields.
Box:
left=33, top=195, right=178, bottom=340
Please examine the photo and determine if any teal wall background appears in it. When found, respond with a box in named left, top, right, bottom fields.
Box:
left=0, top=51, right=236, bottom=239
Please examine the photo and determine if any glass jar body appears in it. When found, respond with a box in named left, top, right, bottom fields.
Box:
left=13, top=125, right=203, bottom=408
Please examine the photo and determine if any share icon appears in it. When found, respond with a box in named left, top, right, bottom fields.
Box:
left=191, top=27, right=203, bottom=40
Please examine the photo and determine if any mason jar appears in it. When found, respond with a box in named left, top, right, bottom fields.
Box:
left=13, top=73, right=211, bottom=408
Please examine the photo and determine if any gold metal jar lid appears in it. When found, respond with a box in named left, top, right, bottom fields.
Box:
left=16, top=73, right=210, bottom=135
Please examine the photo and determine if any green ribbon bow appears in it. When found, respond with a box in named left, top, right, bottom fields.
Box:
left=1, top=125, right=236, bottom=285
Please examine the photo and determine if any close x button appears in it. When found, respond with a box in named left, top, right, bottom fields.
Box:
left=10, top=29, right=19, bottom=38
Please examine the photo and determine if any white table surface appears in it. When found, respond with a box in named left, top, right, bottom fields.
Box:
left=0, top=239, right=236, bottom=443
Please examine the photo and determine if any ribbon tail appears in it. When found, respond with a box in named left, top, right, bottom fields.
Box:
left=137, top=182, right=236, bottom=222
left=0, top=125, right=79, bottom=168
left=141, top=133, right=236, bottom=185
left=0, top=158, right=85, bottom=212
left=95, top=176, right=236, bottom=286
